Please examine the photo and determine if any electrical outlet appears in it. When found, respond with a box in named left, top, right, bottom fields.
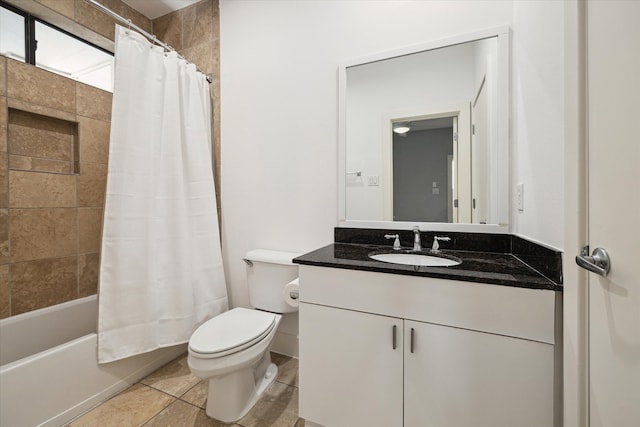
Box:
left=516, top=183, right=524, bottom=211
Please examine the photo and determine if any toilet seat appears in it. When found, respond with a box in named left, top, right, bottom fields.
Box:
left=189, top=308, right=277, bottom=359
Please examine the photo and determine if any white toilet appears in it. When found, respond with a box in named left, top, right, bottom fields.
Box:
left=187, top=249, right=300, bottom=423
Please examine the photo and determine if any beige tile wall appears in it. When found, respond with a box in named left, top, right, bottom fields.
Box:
left=153, top=0, right=222, bottom=220
left=1, top=57, right=111, bottom=317
left=0, top=0, right=220, bottom=318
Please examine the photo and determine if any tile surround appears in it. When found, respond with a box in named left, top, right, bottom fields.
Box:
left=35, top=0, right=75, bottom=19
left=9, top=170, right=76, bottom=208
left=9, top=155, right=72, bottom=174
left=0, top=57, right=6, bottom=97
left=8, top=109, right=76, bottom=163
left=11, top=256, right=78, bottom=314
left=77, top=163, right=107, bottom=207
left=0, top=96, right=7, bottom=152
left=7, top=59, right=76, bottom=114
left=0, top=264, right=8, bottom=318
left=76, top=83, right=112, bottom=122
left=182, top=41, right=216, bottom=75
left=0, top=152, right=7, bottom=208
left=78, top=208, right=103, bottom=253
left=153, top=12, right=183, bottom=50
left=10, top=208, right=78, bottom=262
left=0, top=0, right=222, bottom=320
left=0, top=209, right=8, bottom=264
left=78, top=252, right=99, bottom=297
left=7, top=97, right=77, bottom=122
left=183, top=1, right=214, bottom=49
left=78, top=116, right=110, bottom=164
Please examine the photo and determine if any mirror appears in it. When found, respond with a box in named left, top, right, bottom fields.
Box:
left=338, top=28, right=509, bottom=230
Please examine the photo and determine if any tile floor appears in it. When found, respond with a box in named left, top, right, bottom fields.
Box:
left=68, top=352, right=304, bottom=427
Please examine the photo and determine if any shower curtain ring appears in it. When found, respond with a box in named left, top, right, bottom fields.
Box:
left=126, top=18, right=132, bottom=29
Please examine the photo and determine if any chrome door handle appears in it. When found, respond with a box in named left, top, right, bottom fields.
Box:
left=576, top=246, right=610, bottom=277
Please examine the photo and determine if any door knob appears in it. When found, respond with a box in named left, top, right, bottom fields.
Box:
left=575, top=246, right=610, bottom=277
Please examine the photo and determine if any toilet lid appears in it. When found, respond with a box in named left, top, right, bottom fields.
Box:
left=189, top=308, right=276, bottom=357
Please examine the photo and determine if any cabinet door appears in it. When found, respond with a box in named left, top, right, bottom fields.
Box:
left=404, top=320, right=554, bottom=427
left=299, top=303, right=403, bottom=427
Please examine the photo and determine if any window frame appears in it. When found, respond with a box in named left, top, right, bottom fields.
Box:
left=1, top=0, right=113, bottom=75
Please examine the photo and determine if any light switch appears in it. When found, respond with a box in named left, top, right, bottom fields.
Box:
left=367, top=175, right=380, bottom=186
left=516, top=183, right=524, bottom=211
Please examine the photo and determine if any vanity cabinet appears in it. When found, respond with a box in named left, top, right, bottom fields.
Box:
left=300, top=303, right=403, bottom=427
left=298, top=266, right=560, bottom=427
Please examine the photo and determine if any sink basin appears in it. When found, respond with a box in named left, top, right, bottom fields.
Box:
left=369, top=252, right=461, bottom=267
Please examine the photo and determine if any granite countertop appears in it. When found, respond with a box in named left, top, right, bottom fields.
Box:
left=293, top=243, right=562, bottom=291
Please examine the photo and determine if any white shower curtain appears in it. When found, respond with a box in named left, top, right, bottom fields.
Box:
left=98, top=26, right=228, bottom=363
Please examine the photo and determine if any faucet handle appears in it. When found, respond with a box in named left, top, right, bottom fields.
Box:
left=384, top=234, right=401, bottom=250
left=431, top=235, right=451, bottom=252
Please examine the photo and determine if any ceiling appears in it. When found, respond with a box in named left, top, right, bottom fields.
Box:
left=121, top=0, right=201, bottom=19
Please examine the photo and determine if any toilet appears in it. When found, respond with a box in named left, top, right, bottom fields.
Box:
left=187, top=249, right=300, bottom=423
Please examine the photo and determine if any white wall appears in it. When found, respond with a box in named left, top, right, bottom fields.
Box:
left=219, top=0, right=564, bottom=312
left=510, top=0, right=565, bottom=250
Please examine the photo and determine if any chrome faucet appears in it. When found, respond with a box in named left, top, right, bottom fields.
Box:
left=412, top=226, right=421, bottom=251
left=431, top=236, right=451, bottom=253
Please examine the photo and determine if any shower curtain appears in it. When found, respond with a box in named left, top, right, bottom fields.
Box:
left=98, top=26, right=228, bottom=363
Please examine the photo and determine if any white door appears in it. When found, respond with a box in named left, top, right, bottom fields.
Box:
left=471, top=78, right=489, bottom=224
left=582, top=2, right=640, bottom=426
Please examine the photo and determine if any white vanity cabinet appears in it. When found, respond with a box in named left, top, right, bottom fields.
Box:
left=298, top=265, right=560, bottom=427
left=300, top=303, right=403, bottom=427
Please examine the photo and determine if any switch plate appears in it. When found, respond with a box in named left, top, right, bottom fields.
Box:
left=367, top=175, right=380, bottom=186
left=516, top=183, right=524, bottom=211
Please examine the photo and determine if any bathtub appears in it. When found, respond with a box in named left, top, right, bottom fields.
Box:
left=0, top=295, right=186, bottom=427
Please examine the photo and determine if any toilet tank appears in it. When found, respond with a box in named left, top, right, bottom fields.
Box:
left=245, top=249, right=301, bottom=314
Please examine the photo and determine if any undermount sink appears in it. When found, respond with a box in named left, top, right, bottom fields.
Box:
left=369, top=252, right=462, bottom=267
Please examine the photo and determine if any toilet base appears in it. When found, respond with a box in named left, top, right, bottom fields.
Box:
left=205, top=356, right=278, bottom=423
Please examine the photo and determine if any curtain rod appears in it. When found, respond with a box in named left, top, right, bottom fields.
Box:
left=83, top=0, right=213, bottom=83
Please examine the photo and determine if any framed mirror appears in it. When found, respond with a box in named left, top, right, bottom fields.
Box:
left=338, top=27, right=510, bottom=231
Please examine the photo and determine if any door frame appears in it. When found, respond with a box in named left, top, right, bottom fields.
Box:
left=381, top=104, right=471, bottom=222
left=563, top=1, right=589, bottom=426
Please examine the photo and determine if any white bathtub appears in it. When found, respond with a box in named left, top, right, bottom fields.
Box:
left=0, top=295, right=186, bottom=427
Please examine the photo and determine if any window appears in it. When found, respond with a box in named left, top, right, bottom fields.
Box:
left=0, top=4, right=25, bottom=61
left=0, top=1, right=114, bottom=92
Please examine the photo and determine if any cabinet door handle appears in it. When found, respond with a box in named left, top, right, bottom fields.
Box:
left=392, top=325, right=397, bottom=350
left=410, top=327, right=415, bottom=353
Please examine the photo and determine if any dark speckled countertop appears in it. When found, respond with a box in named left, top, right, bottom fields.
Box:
left=293, top=241, right=562, bottom=292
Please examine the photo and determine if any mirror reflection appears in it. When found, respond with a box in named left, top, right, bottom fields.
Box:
left=343, top=34, right=507, bottom=225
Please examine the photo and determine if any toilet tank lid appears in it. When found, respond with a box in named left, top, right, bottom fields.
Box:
left=244, top=249, right=302, bottom=265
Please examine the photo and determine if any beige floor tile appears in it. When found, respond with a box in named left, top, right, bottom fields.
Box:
left=143, top=400, right=236, bottom=427
left=141, top=353, right=201, bottom=397
left=271, top=353, right=298, bottom=387
left=70, top=384, right=174, bottom=427
left=181, top=380, right=209, bottom=409
left=237, top=382, right=299, bottom=427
